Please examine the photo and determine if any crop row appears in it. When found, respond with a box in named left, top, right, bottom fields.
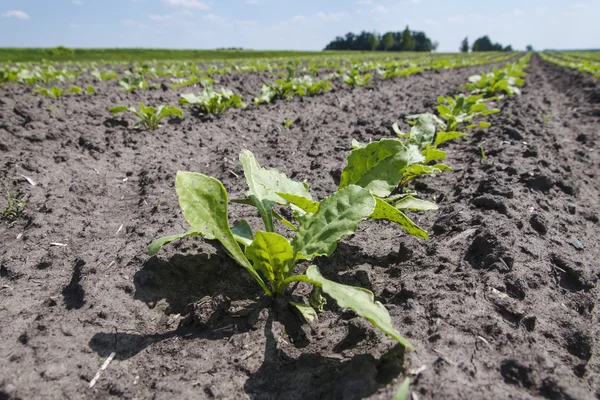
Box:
left=539, top=52, right=600, bottom=79
left=143, top=51, right=532, bottom=399
left=0, top=52, right=515, bottom=88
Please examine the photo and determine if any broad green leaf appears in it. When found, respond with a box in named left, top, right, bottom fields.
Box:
left=371, top=198, right=428, bottom=239
left=479, top=121, right=491, bottom=128
left=289, top=301, right=318, bottom=322
left=422, top=148, right=447, bottom=163
left=393, top=196, right=438, bottom=211
left=393, top=378, right=411, bottom=400
left=139, top=102, right=155, bottom=117
left=292, top=185, right=375, bottom=260
left=436, top=104, right=452, bottom=118
left=340, top=139, right=424, bottom=197
left=306, top=265, right=413, bottom=349
left=175, top=171, right=271, bottom=295
left=402, top=164, right=449, bottom=184
left=240, top=150, right=311, bottom=231
left=277, top=192, right=319, bottom=214
left=86, top=85, right=96, bottom=94
left=433, top=131, right=468, bottom=147
left=65, top=85, right=82, bottom=95
left=245, top=231, right=293, bottom=284
left=148, top=230, right=200, bottom=257
left=159, top=105, right=183, bottom=119
left=51, top=87, right=63, bottom=98
left=231, top=220, right=253, bottom=246
left=109, top=106, right=130, bottom=114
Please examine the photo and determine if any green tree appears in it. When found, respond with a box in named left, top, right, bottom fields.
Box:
left=526, top=45, right=533, bottom=52
left=460, top=37, right=469, bottom=53
left=400, top=26, right=416, bottom=51
left=381, top=32, right=395, bottom=50
left=367, top=33, right=379, bottom=50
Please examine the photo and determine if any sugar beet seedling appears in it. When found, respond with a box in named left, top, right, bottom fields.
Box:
left=148, top=147, right=446, bottom=349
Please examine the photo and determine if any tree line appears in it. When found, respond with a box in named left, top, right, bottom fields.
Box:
left=460, top=36, right=517, bottom=52
left=324, top=26, right=438, bottom=52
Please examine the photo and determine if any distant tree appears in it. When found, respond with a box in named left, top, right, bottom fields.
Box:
left=367, top=33, right=379, bottom=50
left=526, top=45, right=533, bottom=51
left=400, top=26, right=416, bottom=51
left=323, top=27, right=435, bottom=52
left=460, top=37, right=469, bottom=53
left=503, top=45, right=513, bottom=52
left=381, top=32, right=395, bottom=50
left=472, top=35, right=509, bottom=52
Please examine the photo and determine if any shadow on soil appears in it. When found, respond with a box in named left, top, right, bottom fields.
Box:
left=88, top=251, right=407, bottom=398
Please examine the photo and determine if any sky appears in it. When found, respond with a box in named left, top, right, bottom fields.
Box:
left=0, top=0, right=598, bottom=52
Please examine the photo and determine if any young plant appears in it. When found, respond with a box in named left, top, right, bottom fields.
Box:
left=343, top=68, right=373, bottom=88
left=91, top=69, right=118, bottom=81
left=283, top=119, right=294, bottom=129
left=179, top=86, right=246, bottom=115
left=170, top=76, right=214, bottom=89
left=254, top=76, right=331, bottom=105
left=149, top=150, right=414, bottom=349
left=2, top=189, right=27, bottom=226
left=32, top=85, right=85, bottom=98
left=119, top=75, right=148, bottom=92
left=109, top=102, right=183, bottom=130
left=435, top=94, right=500, bottom=131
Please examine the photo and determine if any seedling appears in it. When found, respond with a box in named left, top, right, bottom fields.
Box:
left=109, top=102, right=183, bottom=130
left=343, top=68, right=373, bottom=88
left=542, top=113, right=552, bottom=124
left=2, top=189, right=27, bottom=226
left=179, top=85, right=246, bottom=115
left=119, top=75, right=148, bottom=92
left=283, top=119, right=294, bottom=129
left=149, top=150, right=417, bottom=349
left=479, top=143, right=487, bottom=161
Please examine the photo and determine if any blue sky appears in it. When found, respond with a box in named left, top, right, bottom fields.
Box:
left=0, top=0, right=598, bottom=52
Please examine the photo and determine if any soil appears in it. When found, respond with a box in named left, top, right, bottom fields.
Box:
left=1, top=54, right=599, bottom=400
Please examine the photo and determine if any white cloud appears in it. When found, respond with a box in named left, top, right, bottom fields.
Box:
left=121, top=19, right=149, bottom=28
left=149, top=10, right=193, bottom=21
left=316, top=11, right=349, bottom=22
left=370, top=5, right=387, bottom=13
left=1, top=10, right=30, bottom=20
left=162, top=0, right=209, bottom=10
left=447, top=15, right=464, bottom=23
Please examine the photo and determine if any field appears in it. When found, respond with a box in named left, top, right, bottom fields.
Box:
left=1, top=50, right=599, bottom=399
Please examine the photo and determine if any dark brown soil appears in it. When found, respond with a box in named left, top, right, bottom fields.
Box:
left=0, top=55, right=598, bottom=400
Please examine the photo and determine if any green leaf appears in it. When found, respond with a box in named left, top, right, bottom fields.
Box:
left=231, top=220, right=253, bottom=246
left=422, top=148, right=447, bottom=163
left=86, top=85, right=96, bottom=94
left=158, top=105, right=183, bottom=119
left=139, top=102, right=155, bottom=117
left=175, top=171, right=271, bottom=296
left=109, top=106, right=129, bottom=114
left=479, top=121, right=491, bottom=128
left=306, top=265, right=413, bottom=349
left=340, top=139, right=424, bottom=197
left=436, top=104, right=452, bottom=118
left=240, top=150, right=311, bottom=232
left=289, top=301, right=318, bottom=322
left=433, top=131, right=468, bottom=147
left=292, top=185, right=375, bottom=260
left=245, top=231, right=293, bottom=284
left=393, top=196, right=438, bottom=211
left=393, top=377, right=411, bottom=400
left=277, top=192, right=319, bottom=214
left=371, top=198, right=428, bottom=239
left=148, top=230, right=200, bottom=257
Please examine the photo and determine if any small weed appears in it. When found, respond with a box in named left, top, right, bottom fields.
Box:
left=479, top=143, right=487, bottom=161
left=283, top=119, right=294, bottom=129
left=542, top=113, right=552, bottom=124
left=2, top=189, right=27, bottom=226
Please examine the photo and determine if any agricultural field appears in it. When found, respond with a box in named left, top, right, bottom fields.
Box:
left=0, top=49, right=599, bottom=400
